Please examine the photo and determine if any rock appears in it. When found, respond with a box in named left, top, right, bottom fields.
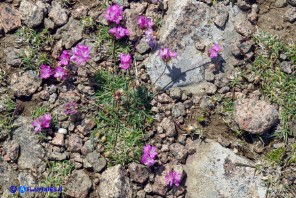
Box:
left=51, top=133, right=65, bottom=146
left=4, top=47, right=22, bottom=67
left=172, top=103, right=186, bottom=117
left=59, top=90, right=81, bottom=103
left=81, top=140, right=94, bottom=155
left=0, top=161, right=19, bottom=196
left=285, top=7, right=296, bottom=23
left=136, top=38, right=151, bottom=54
left=170, top=143, right=188, bottom=163
left=68, top=134, right=83, bottom=152
left=287, top=0, right=296, bottom=6
left=234, top=99, right=279, bottom=134
left=145, top=1, right=246, bottom=89
left=10, top=71, right=42, bottom=98
left=72, top=4, right=88, bottom=19
left=44, top=18, right=55, bottom=30
left=48, top=152, right=68, bottom=161
left=99, top=165, right=132, bottom=198
left=234, top=20, right=255, bottom=37
left=128, top=162, right=150, bottom=184
left=0, top=4, right=21, bottom=33
left=185, top=81, right=217, bottom=95
left=184, top=140, right=267, bottom=198
left=58, top=128, right=67, bottom=134
left=141, top=73, right=150, bottom=82
left=160, top=117, right=176, bottom=137
left=200, top=96, right=215, bottom=110
left=124, top=2, right=148, bottom=41
left=18, top=171, right=38, bottom=194
left=169, top=87, right=182, bottom=100
left=19, top=0, right=44, bottom=27
left=49, top=1, right=69, bottom=26
left=157, top=93, right=172, bottom=103
left=85, top=151, right=106, bottom=172
left=205, top=69, right=215, bottom=82
left=237, top=40, right=254, bottom=54
left=65, top=170, right=92, bottom=198
left=77, top=119, right=96, bottom=136
left=55, top=17, right=83, bottom=49
left=212, top=5, right=229, bottom=28
left=237, top=0, right=252, bottom=11
left=280, top=61, right=292, bottom=74
left=13, top=117, right=46, bottom=173
left=3, top=140, right=20, bottom=162
left=275, top=0, right=287, bottom=7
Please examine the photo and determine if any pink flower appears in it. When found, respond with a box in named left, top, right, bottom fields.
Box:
left=32, top=113, right=51, bottom=132
left=119, top=53, right=132, bottom=70
left=59, top=50, right=70, bottom=66
left=159, top=48, right=177, bottom=61
left=39, top=64, right=53, bottom=79
left=103, top=4, right=123, bottom=24
left=165, top=171, right=182, bottom=187
left=109, top=26, right=129, bottom=39
left=141, top=144, right=157, bottom=167
left=54, top=66, right=67, bottom=80
left=70, top=44, right=90, bottom=66
left=208, top=43, right=221, bottom=59
left=138, top=16, right=154, bottom=29
left=145, top=28, right=157, bottom=48
left=64, top=102, right=78, bottom=115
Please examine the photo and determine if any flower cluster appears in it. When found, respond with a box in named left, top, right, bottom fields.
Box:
left=109, top=26, right=129, bottom=40
left=64, top=102, right=78, bottom=115
left=208, top=43, right=221, bottom=59
left=138, top=16, right=154, bottom=29
left=119, top=53, right=132, bottom=70
left=32, top=113, right=51, bottom=132
left=70, top=44, right=91, bottom=66
left=103, top=4, right=123, bottom=24
left=39, top=44, right=90, bottom=80
left=165, top=171, right=182, bottom=187
left=159, top=48, right=177, bottom=61
left=141, top=144, right=157, bottom=167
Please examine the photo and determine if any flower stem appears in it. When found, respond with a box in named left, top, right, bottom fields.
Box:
left=152, top=61, right=168, bottom=88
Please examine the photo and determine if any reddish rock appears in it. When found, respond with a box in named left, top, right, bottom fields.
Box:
left=68, top=134, right=83, bottom=152
left=51, top=133, right=65, bottom=146
left=0, top=4, right=21, bottom=33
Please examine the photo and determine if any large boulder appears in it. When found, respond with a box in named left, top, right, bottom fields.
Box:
left=234, top=98, right=279, bottom=134
left=98, top=165, right=132, bottom=198
left=184, top=140, right=267, bottom=198
left=144, top=1, right=251, bottom=90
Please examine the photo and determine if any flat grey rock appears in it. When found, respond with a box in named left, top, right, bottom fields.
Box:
left=184, top=140, right=267, bottom=198
left=144, top=1, right=247, bottom=90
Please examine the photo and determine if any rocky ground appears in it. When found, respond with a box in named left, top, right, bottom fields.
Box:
left=0, top=0, right=295, bottom=198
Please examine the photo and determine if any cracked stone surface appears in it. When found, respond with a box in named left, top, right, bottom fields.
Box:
left=184, top=140, right=267, bottom=198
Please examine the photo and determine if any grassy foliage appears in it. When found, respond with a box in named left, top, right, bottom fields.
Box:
left=252, top=32, right=296, bottom=141
left=92, top=71, right=152, bottom=165
left=42, top=160, right=74, bottom=198
left=0, top=97, right=16, bottom=140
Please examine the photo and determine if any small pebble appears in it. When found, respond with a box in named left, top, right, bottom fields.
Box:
left=58, top=128, right=68, bottom=134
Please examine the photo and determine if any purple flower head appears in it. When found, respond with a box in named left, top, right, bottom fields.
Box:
left=119, top=53, right=132, bottom=70
left=54, top=66, right=67, bottom=80
left=59, top=50, right=70, bottom=66
left=165, top=171, right=182, bottom=187
left=39, top=64, right=53, bottom=79
left=109, top=26, right=129, bottom=40
left=32, top=113, right=51, bottom=133
left=138, top=16, right=154, bottom=29
left=70, top=44, right=91, bottom=66
left=141, top=144, right=157, bottom=167
left=144, top=28, right=157, bottom=48
left=159, top=48, right=177, bottom=62
left=64, top=102, right=78, bottom=115
left=103, top=4, right=123, bottom=24
left=208, top=43, right=221, bottom=59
